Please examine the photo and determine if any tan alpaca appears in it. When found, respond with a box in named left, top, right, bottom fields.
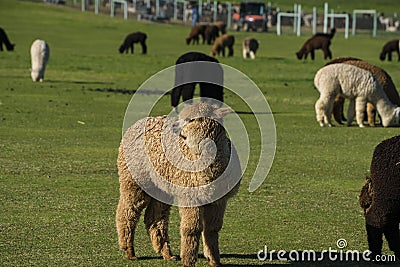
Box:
left=116, top=103, right=241, bottom=267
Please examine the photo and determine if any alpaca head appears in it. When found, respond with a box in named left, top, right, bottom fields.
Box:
left=118, top=45, right=125, bottom=54
left=176, top=102, right=231, bottom=155
left=185, top=37, right=191, bottom=45
left=296, top=51, right=303, bottom=60
left=379, top=52, right=385, bottom=61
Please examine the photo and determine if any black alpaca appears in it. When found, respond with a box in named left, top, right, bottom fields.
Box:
left=171, top=52, right=224, bottom=112
left=379, top=39, right=400, bottom=61
left=118, top=32, right=147, bottom=54
left=296, top=28, right=335, bottom=60
left=0, top=27, right=15, bottom=51
left=359, top=135, right=400, bottom=260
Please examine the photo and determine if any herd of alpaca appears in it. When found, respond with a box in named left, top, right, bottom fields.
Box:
left=4, top=13, right=400, bottom=266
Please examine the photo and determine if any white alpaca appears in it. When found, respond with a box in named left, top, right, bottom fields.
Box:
left=30, top=39, right=50, bottom=82
left=314, top=63, right=400, bottom=128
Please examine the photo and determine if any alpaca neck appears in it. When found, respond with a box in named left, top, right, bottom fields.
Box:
left=374, top=94, right=398, bottom=126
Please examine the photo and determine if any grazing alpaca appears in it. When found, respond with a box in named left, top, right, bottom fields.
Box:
left=0, top=27, right=15, bottom=51
left=314, top=63, right=400, bottom=127
left=214, top=21, right=227, bottom=34
left=242, top=37, right=259, bottom=59
left=204, top=25, right=220, bottom=45
left=326, top=57, right=400, bottom=126
left=296, top=28, right=335, bottom=60
left=171, top=52, right=223, bottom=113
left=116, top=102, right=241, bottom=267
left=185, top=24, right=207, bottom=45
left=379, top=39, right=400, bottom=61
left=118, top=32, right=147, bottom=54
left=360, top=135, right=400, bottom=260
left=210, top=34, right=235, bottom=57
left=30, top=39, right=50, bottom=82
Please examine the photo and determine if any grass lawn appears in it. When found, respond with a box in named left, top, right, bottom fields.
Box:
left=1, top=0, right=400, bottom=266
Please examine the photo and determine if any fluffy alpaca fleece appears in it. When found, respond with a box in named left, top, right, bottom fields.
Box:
left=116, top=102, right=241, bottom=267
left=314, top=63, right=400, bottom=127
left=186, top=24, right=207, bottom=45
left=242, top=37, right=259, bottom=59
left=210, top=34, right=235, bottom=57
left=379, top=39, right=400, bottom=61
left=204, top=25, right=220, bottom=45
left=359, top=135, right=400, bottom=259
left=326, top=57, right=400, bottom=126
left=0, top=27, right=14, bottom=51
left=171, top=52, right=223, bottom=112
left=296, top=28, right=335, bottom=60
left=30, top=39, right=50, bottom=82
left=118, top=32, right=147, bottom=54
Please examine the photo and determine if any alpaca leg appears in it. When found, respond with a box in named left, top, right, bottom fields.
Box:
left=346, top=99, right=356, bottom=126
left=228, top=46, right=234, bottom=57
left=355, top=96, right=367, bottom=127
left=242, top=49, right=247, bottom=59
left=250, top=51, right=255, bottom=59
left=388, top=52, right=392, bottom=61
left=366, top=102, right=376, bottom=127
left=141, top=41, right=147, bottom=54
left=221, top=47, right=226, bottom=57
left=366, top=223, right=383, bottom=258
left=144, top=199, right=175, bottom=260
left=130, top=43, right=134, bottom=54
left=332, top=96, right=345, bottom=124
left=310, top=49, right=315, bottom=60
left=383, top=221, right=400, bottom=256
left=116, top=187, right=149, bottom=260
left=179, top=206, right=203, bottom=267
left=202, top=200, right=227, bottom=267
left=315, top=97, right=333, bottom=127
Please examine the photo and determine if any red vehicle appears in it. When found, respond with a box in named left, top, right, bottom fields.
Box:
left=232, top=2, right=268, bottom=32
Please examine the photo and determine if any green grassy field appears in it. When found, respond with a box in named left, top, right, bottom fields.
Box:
left=1, top=0, right=400, bottom=266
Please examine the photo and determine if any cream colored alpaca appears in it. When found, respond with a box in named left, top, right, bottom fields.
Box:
left=314, top=64, right=400, bottom=127
left=116, top=102, right=241, bottom=267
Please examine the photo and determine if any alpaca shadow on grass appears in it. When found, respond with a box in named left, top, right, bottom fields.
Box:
left=88, top=87, right=168, bottom=96
left=46, top=80, right=113, bottom=85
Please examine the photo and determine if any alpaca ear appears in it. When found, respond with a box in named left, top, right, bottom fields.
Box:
left=215, top=107, right=233, bottom=118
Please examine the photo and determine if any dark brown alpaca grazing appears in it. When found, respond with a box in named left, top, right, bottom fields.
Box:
left=296, top=28, right=335, bottom=60
left=0, top=27, right=15, bottom=51
left=379, top=39, right=400, bottom=61
left=119, top=32, right=147, bottom=54
left=185, top=24, right=207, bottom=45
left=204, top=25, right=219, bottom=45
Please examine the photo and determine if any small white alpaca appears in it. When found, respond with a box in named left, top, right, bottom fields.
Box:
left=30, top=39, right=50, bottom=82
left=314, top=63, right=400, bottom=127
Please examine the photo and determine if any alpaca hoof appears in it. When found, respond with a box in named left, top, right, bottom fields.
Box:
left=209, top=260, right=222, bottom=267
left=358, top=124, right=366, bottom=128
left=125, top=248, right=137, bottom=260
left=319, top=122, right=325, bottom=127
left=163, top=255, right=178, bottom=261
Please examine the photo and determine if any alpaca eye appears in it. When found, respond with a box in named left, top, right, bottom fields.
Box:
left=179, top=133, right=187, bottom=140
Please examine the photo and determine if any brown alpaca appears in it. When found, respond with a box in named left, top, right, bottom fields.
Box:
left=116, top=103, right=241, bottom=267
left=204, top=25, right=220, bottom=45
left=296, top=28, right=335, bottom=60
left=326, top=57, right=400, bottom=126
left=379, top=39, right=400, bottom=61
left=185, top=24, right=207, bottom=45
left=214, top=21, right=227, bottom=34
left=210, top=34, right=235, bottom=57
